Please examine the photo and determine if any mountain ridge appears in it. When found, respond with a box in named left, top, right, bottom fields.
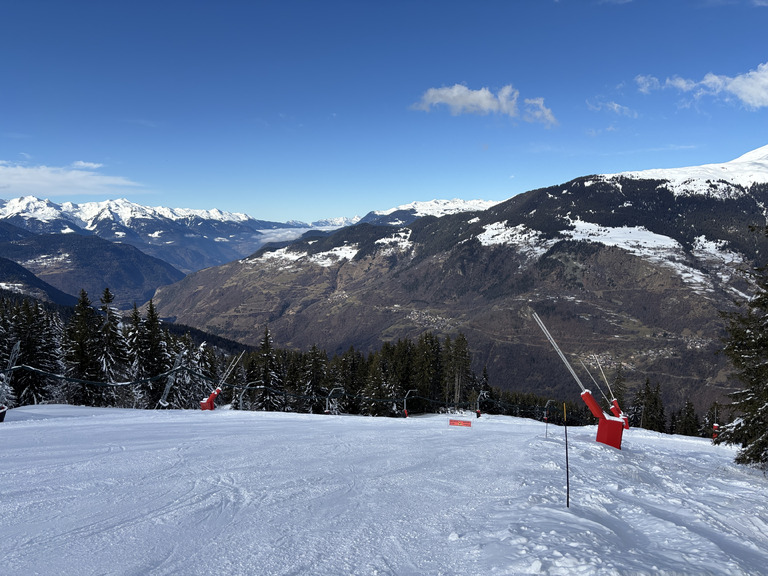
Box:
left=148, top=144, right=768, bottom=409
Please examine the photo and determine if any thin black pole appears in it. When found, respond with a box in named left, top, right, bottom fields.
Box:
left=564, top=402, right=570, bottom=508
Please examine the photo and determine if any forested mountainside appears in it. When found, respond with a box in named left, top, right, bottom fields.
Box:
left=150, top=158, right=768, bottom=410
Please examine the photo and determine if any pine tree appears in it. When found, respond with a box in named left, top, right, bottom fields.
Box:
left=414, top=332, right=443, bottom=411
left=631, top=378, right=666, bottom=432
left=717, top=245, right=768, bottom=466
left=93, top=288, right=131, bottom=406
left=361, top=353, right=397, bottom=416
left=328, top=346, right=366, bottom=414
left=228, top=358, right=249, bottom=410
left=141, top=300, right=171, bottom=406
left=193, top=341, right=221, bottom=400
left=611, top=363, right=627, bottom=409
left=10, top=300, right=65, bottom=405
left=300, top=344, right=328, bottom=414
left=64, top=290, right=102, bottom=405
left=124, top=303, right=146, bottom=407
left=162, top=335, right=211, bottom=409
left=253, top=327, right=284, bottom=412
left=444, top=333, right=471, bottom=409
left=0, top=310, right=15, bottom=407
left=676, top=400, right=700, bottom=437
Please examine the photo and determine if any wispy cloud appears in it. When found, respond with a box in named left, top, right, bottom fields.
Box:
left=71, top=160, right=104, bottom=169
left=586, top=99, right=638, bottom=118
left=522, top=98, right=558, bottom=127
left=412, top=83, right=557, bottom=126
left=635, top=61, right=768, bottom=108
left=0, top=162, right=142, bottom=198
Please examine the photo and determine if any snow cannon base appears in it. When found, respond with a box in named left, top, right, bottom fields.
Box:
left=596, top=416, right=624, bottom=450
left=200, top=388, right=221, bottom=411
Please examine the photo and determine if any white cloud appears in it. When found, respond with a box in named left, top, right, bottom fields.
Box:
left=637, top=61, right=768, bottom=109
left=635, top=74, right=661, bottom=94
left=586, top=99, right=638, bottom=118
left=522, top=97, right=558, bottom=127
left=412, top=83, right=557, bottom=126
left=412, top=84, right=519, bottom=117
left=71, top=160, right=104, bottom=169
left=665, top=76, right=698, bottom=92
left=0, top=162, right=141, bottom=197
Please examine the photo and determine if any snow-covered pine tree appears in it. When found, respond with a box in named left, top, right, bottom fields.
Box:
left=129, top=300, right=171, bottom=407
left=227, top=357, right=248, bottom=410
left=252, top=327, right=284, bottom=412
left=124, top=303, right=146, bottom=407
left=39, top=304, right=66, bottom=402
left=93, top=288, right=130, bottom=406
left=718, top=247, right=768, bottom=466
left=0, top=301, right=16, bottom=408
left=300, top=344, right=328, bottom=414
left=9, top=299, right=65, bottom=405
left=360, top=353, right=393, bottom=416
left=191, top=340, right=221, bottom=405
left=327, top=346, right=366, bottom=414
left=64, top=289, right=102, bottom=405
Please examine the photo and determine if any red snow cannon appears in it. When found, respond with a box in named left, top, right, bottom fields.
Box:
left=200, top=387, right=221, bottom=411
left=581, top=390, right=624, bottom=450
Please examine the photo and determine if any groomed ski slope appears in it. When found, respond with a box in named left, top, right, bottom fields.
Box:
left=2, top=406, right=767, bottom=576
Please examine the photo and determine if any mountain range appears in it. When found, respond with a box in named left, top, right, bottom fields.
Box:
left=2, top=145, right=768, bottom=408
left=151, top=145, right=768, bottom=408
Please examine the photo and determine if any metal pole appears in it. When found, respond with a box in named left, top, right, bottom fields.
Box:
left=404, top=389, right=417, bottom=416
left=564, top=402, right=570, bottom=508
left=532, top=312, right=586, bottom=392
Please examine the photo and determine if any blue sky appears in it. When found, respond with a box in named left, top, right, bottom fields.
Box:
left=1, top=0, right=767, bottom=223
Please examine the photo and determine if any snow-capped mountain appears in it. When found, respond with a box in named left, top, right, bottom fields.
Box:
left=359, top=198, right=500, bottom=226
left=0, top=196, right=350, bottom=274
left=605, top=143, right=768, bottom=198
left=150, top=144, right=768, bottom=410
left=0, top=194, right=493, bottom=306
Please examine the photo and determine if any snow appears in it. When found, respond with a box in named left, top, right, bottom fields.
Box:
left=476, top=221, right=554, bottom=260
left=2, top=405, right=767, bottom=575
left=246, top=244, right=359, bottom=269
left=561, top=220, right=749, bottom=295
left=374, top=198, right=501, bottom=218
left=0, top=196, right=348, bottom=230
left=309, top=244, right=359, bottom=267
left=605, top=144, right=768, bottom=198
left=374, top=229, right=413, bottom=254
left=0, top=196, right=63, bottom=222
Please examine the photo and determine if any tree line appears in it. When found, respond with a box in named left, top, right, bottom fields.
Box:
left=0, top=285, right=745, bottom=449
left=0, top=288, right=582, bottom=420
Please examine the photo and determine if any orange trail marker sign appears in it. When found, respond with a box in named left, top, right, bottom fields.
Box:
left=449, top=419, right=472, bottom=427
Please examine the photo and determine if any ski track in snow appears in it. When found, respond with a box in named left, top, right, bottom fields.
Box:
left=1, top=406, right=767, bottom=576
